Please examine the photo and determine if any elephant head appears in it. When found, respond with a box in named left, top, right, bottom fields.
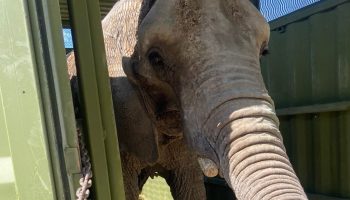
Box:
left=123, top=0, right=307, bottom=199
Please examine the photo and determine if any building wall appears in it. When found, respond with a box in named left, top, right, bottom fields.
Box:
left=260, top=0, right=350, bottom=198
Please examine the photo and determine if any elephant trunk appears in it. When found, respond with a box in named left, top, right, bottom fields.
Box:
left=209, top=99, right=307, bottom=199
left=180, top=56, right=308, bottom=199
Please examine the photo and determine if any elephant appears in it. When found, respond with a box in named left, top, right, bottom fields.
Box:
left=68, top=0, right=308, bottom=199
left=67, top=0, right=206, bottom=199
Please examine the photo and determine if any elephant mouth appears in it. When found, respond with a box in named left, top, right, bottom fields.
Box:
left=156, top=110, right=183, bottom=145
left=159, top=134, right=182, bottom=146
left=156, top=110, right=183, bottom=137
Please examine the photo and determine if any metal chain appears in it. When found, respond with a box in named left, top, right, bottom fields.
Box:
left=76, top=120, right=93, bottom=200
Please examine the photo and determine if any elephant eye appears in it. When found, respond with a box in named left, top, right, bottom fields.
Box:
left=149, top=0, right=157, bottom=8
left=260, top=41, right=269, bottom=58
left=260, top=46, right=269, bottom=57
left=148, top=50, right=165, bottom=69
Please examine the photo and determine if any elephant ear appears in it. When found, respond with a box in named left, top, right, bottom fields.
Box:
left=111, top=74, right=159, bottom=164
left=122, top=56, right=140, bottom=86
left=122, top=56, right=157, bottom=116
left=123, top=56, right=183, bottom=143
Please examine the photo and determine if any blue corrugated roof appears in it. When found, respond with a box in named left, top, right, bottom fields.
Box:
left=260, top=0, right=321, bottom=21
left=63, top=28, right=73, bottom=49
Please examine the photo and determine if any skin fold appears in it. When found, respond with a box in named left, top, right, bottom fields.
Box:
left=68, top=0, right=308, bottom=199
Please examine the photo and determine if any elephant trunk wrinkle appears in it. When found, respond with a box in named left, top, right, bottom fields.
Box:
left=202, top=98, right=280, bottom=146
left=199, top=98, right=306, bottom=199
left=215, top=119, right=307, bottom=199
left=201, top=97, right=276, bottom=134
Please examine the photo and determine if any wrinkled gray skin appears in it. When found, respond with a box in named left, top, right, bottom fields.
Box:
left=67, top=0, right=206, bottom=200
left=69, top=0, right=308, bottom=199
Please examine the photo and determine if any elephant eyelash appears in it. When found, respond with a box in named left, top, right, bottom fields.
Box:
left=260, top=46, right=269, bottom=58
left=261, top=48, right=269, bottom=56
left=148, top=48, right=175, bottom=79
left=260, top=41, right=269, bottom=57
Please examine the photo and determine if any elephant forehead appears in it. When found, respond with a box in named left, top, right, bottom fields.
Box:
left=174, top=0, right=250, bottom=30
left=175, top=0, right=201, bottom=32
left=172, top=0, right=265, bottom=51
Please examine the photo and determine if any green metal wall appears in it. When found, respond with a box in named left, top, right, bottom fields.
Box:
left=0, top=0, right=126, bottom=199
left=0, top=0, right=59, bottom=199
left=260, top=0, right=350, bottom=198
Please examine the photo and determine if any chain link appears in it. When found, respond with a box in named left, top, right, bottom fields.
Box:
left=76, top=120, right=93, bottom=200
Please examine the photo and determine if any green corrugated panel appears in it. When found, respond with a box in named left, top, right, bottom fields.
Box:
left=286, top=21, right=312, bottom=106
left=263, top=27, right=291, bottom=108
left=313, top=113, right=338, bottom=194
left=336, top=3, right=350, bottom=197
left=263, top=2, right=350, bottom=107
left=309, top=12, right=338, bottom=103
left=260, top=1, right=350, bottom=198
left=336, top=4, right=350, bottom=100
left=338, top=111, right=350, bottom=196
left=289, top=115, right=314, bottom=191
left=278, top=116, right=292, bottom=158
